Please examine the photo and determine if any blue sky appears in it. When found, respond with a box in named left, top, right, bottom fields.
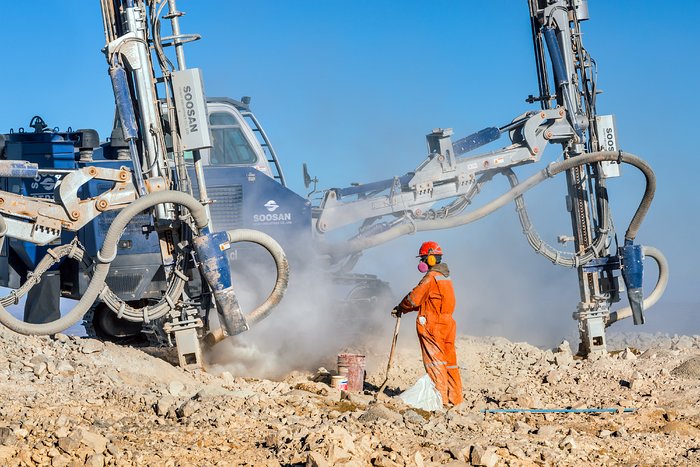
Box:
left=1, top=1, right=698, bottom=344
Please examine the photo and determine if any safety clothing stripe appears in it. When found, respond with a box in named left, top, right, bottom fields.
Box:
left=435, top=276, right=451, bottom=282
left=426, top=360, right=447, bottom=368
left=407, top=295, right=418, bottom=307
left=446, top=365, right=459, bottom=369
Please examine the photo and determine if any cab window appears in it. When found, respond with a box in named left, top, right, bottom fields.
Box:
left=209, top=111, right=257, bottom=165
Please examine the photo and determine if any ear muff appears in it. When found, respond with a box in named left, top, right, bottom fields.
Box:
left=426, top=255, right=436, bottom=267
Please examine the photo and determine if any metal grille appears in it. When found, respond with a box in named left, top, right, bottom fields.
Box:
left=105, top=274, right=142, bottom=295
left=208, top=185, right=244, bottom=231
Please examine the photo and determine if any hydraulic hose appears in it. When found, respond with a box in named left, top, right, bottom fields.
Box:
left=98, top=252, right=188, bottom=322
left=326, top=151, right=655, bottom=259
left=504, top=168, right=608, bottom=267
left=0, top=215, right=7, bottom=251
left=0, top=190, right=208, bottom=336
left=225, top=229, right=289, bottom=326
left=607, top=245, right=669, bottom=326
left=0, top=242, right=85, bottom=308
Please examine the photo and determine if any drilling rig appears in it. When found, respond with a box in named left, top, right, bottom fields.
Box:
left=0, top=0, right=290, bottom=367
left=306, top=0, right=669, bottom=354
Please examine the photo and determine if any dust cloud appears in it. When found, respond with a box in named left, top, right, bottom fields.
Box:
left=204, top=246, right=396, bottom=380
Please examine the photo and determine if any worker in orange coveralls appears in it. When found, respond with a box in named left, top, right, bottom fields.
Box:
left=393, top=241, right=463, bottom=406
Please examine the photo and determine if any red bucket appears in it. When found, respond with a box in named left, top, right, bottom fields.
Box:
left=337, top=353, right=366, bottom=392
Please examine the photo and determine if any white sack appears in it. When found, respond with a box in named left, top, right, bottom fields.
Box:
left=398, top=374, right=443, bottom=411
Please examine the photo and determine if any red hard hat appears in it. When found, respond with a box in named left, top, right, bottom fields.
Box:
left=418, top=241, right=443, bottom=257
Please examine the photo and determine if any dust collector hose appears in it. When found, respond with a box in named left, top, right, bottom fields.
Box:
left=607, top=245, right=669, bottom=326
left=0, top=190, right=209, bottom=336
left=328, top=151, right=655, bottom=259
left=225, top=229, right=289, bottom=326
left=0, top=215, right=7, bottom=246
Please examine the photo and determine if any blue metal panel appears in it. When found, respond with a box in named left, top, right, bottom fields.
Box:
left=189, top=166, right=312, bottom=264
left=2, top=132, right=77, bottom=270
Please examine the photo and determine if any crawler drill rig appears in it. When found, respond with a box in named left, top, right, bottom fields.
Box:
left=0, top=0, right=289, bottom=366
left=311, top=0, right=668, bottom=354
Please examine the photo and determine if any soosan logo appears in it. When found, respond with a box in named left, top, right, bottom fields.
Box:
left=254, top=199, right=292, bottom=224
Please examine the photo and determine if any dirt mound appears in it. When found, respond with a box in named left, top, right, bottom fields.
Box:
left=672, top=356, right=700, bottom=379
left=0, top=327, right=699, bottom=465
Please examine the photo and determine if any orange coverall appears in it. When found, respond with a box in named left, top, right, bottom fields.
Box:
left=398, top=263, right=463, bottom=406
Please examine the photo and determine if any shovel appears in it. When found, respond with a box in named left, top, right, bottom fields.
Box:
left=375, top=312, right=401, bottom=399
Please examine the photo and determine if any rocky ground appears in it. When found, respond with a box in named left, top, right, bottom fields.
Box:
left=0, top=326, right=699, bottom=466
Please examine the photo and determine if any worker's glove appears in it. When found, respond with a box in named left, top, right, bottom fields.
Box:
left=391, top=307, right=402, bottom=318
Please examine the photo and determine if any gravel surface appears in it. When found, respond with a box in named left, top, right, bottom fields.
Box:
left=0, top=326, right=698, bottom=466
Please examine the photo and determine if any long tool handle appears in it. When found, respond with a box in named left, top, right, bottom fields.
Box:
left=375, top=314, right=401, bottom=398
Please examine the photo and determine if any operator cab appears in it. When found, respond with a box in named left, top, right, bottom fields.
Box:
left=196, top=97, right=286, bottom=186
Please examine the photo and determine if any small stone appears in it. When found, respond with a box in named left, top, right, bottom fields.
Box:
left=56, top=361, right=75, bottom=376
left=156, top=396, right=175, bottom=417
left=0, top=427, right=14, bottom=446
left=78, top=429, right=108, bottom=453
left=516, top=394, right=540, bottom=409
left=414, top=451, right=425, bottom=467
left=220, top=371, right=235, bottom=385
left=599, top=429, right=613, bottom=438
left=513, top=421, right=532, bottom=434
left=31, top=452, right=49, bottom=465
left=54, top=333, right=70, bottom=343
left=559, top=435, right=576, bottom=451
left=58, top=435, right=81, bottom=453
left=403, top=410, right=427, bottom=425
left=178, top=399, right=201, bottom=418
left=537, top=425, right=558, bottom=438
left=358, top=404, right=403, bottom=424
left=556, top=340, right=572, bottom=354
left=448, top=444, right=470, bottom=462
left=168, top=381, right=185, bottom=397
left=470, top=445, right=499, bottom=467
left=33, top=361, right=48, bottom=377
left=620, top=348, right=637, bottom=360
left=545, top=370, right=562, bottom=384
left=80, top=339, right=105, bottom=354
left=505, top=442, right=527, bottom=459
left=328, top=443, right=351, bottom=464
left=85, top=453, right=105, bottom=467
left=51, top=454, right=71, bottom=467
left=106, top=443, right=119, bottom=456
left=555, top=352, right=573, bottom=366
left=328, top=426, right=355, bottom=453
left=306, top=451, right=329, bottom=467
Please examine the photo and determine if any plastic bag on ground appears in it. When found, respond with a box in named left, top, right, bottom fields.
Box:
left=398, top=374, right=443, bottom=411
